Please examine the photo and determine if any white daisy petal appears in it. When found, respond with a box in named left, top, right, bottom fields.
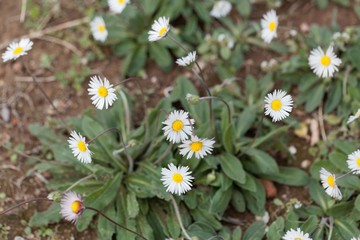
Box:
left=260, top=10, right=278, bottom=43
left=347, top=108, right=360, bottom=124
left=210, top=1, right=232, bottom=18
left=2, top=38, right=33, bottom=62
left=60, top=192, right=84, bottom=223
left=161, top=163, right=194, bottom=195
left=162, top=110, right=195, bottom=143
left=319, top=168, right=342, bottom=200
left=282, top=228, right=312, bottom=240
left=68, top=131, right=93, bottom=164
left=308, top=46, right=341, bottom=78
left=264, top=89, right=293, bottom=122
left=176, top=51, right=197, bottom=67
left=90, top=16, right=108, bottom=42
left=347, top=149, right=360, bottom=174
left=148, top=16, right=170, bottom=42
left=179, top=135, right=215, bottom=160
left=108, top=0, right=130, bottom=14
left=87, top=76, right=117, bottom=110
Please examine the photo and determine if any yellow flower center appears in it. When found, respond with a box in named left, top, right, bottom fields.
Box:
left=271, top=99, right=282, bottom=111
left=268, top=21, right=276, bottom=32
left=118, top=0, right=125, bottom=3
left=98, top=86, right=108, bottom=97
left=159, top=27, right=167, bottom=36
left=295, top=238, right=302, bottom=240
left=98, top=24, right=106, bottom=33
left=190, top=141, right=203, bottom=152
left=77, top=141, right=87, bottom=152
left=356, top=158, right=360, bottom=167
left=172, top=120, right=183, bottom=132
left=13, top=47, right=24, bottom=55
left=321, top=55, right=331, bottom=66
left=327, top=176, right=335, bottom=188
left=71, top=200, right=82, bottom=214
left=172, top=173, right=183, bottom=183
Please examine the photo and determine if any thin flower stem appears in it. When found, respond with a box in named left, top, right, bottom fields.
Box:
left=169, top=195, right=192, bottom=240
left=154, top=144, right=173, bottom=164
left=0, top=198, right=50, bottom=216
left=85, top=206, right=148, bottom=240
left=87, top=127, right=133, bottom=173
left=327, top=217, right=334, bottom=240
left=65, top=174, right=95, bottom=192
left=343, top=65, right=351, bottom=98
left=199, top=96, right=232, bottom=124
left=337, top=170, right=355, bottom=180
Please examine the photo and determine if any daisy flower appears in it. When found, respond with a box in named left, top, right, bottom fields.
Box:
left=68, top=131, right=93, bottom=163
left=108, top=0, right=129, bottom=14
left=179, top=135, right=215, bottom=159
left=162, top=110, right=194, bottom=143
left=2, top=38, right=33, bottom=62
left=210, top=1, right=232, bottom=18
left=88, top=76, right=117, bottom=110
left=347, top=149, right=360, bottom=174
left=347, top=108, right=360, bottom=124
left=161, top=163, right=194, bottom=195
left=282, top=228, right=312, bottom=240
left=60, top=192, right=84, bottom=223
left=320, top=168, right=342, bottom=200
left=261, top=10, right=278, bottom=43
left=90, top=16, right=108, bottom=42
left=148, top=16, right=170, bottom=42
left=308, top=46, right=342, bottom=78
left=351, top=237, right=360, bottom=240
left=264, top=89, right=293, bottom=122
left=176, top=51, right=196, bottom=67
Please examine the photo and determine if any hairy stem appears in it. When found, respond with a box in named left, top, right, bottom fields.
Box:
left=169, top=195, right=192, bottom=240
left=0, top=198, right=50, bottom=216
left=65, top=174, right=95, bottom=192
left=199, top=96, right=232, bottom=124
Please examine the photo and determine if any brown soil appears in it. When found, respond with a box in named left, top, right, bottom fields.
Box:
left=1, top=0, right=359, bottom=239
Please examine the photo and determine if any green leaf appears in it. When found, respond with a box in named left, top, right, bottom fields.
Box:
left=127, top=45, right=147, bottom=76
left=324, top=80, right=342, bottom=113
left=251, top=125, right=291, bottom=148
left=264, top=167, right=309, bottom=186
left=222, top=124, right=235, bottom=153
left=142, top=0, right=160, bottom=15
left=220, top=153, right=246, bottom=184
left=334, top=219, right=360, bottom=239
left=300, top=215, right=319, bottom=233
left=126, top=191, right=139, bottom=218
left=355, top=195, right=360, bottom=211
left=309, top=180, right=333, bottom=211
left=236, top=106, right=257, bottom=138
left=232, top=227, right=242, bottom=240
left=243, top=149, right=279, bottom=175
left=149, top=43, right=173, bottom=71
left=315, top=0, right=328, bottom=9
left=243, top=221, right=266, bottom=240
left=305, top=83, right=325, bottom=112
left=236, top=0, right=251, bottom=18
left=231, top=190, right=246, bottom=213
left=243, top=180, right=265, bottom=215
left=209, top=187, right=233, bottom=215
left=266, top=217, right=284, bottom=240
left=29, top=203, right=61, bottom=227
left=327, top=201, right=354, bottom=218
left=192, top=209, right=222, bottom=231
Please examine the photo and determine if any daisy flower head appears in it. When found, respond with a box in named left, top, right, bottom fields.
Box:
left=347, top=108, right=360, bottom=124
left=90, top=16, right=108, bottom=42
left=351, top=237, right=360, bottom=240
left=2, top=38, right=33, bottom=62
left=176, top=51, right=196, bottom=67
left=162, top=110, right=194, bottom=143
left=264, top=89, right=293, bottom=122
left=108, top=0, right=130, bottom=14
left=179, top=135, right=215, bottom=159
left=68, top=131, right=92, bottom=163
left=261, top=10, right=278, bottom=43
left=347, top=149, right=360, bottom=174
left=161, top=163, right=194, bottom=195
left=88, top=76, right=117, bottom=110
left=60, top=192, right=84, bottom=223
left=308, top=46, right=342, bottom=78
left=320, top=168, right=342, bottom=200
left=210, top=1, right=232, bottom=18
left=282, top=228, right=312, bottom=240
left=148, top=16, right=170, bottom=42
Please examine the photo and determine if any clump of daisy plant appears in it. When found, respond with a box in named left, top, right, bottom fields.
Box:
left=319, top=168, right=342, bottom=200
left=347, top=149, right=360, bottom=174
left=282, top=228, right=312, bottom=240
left=179, top=135, right=215, bottom=160
left=308, top=46, right=342, bottom=78
left=176, top=51, right=197, bottom=67
left=210, top=1, right=232, bottom=18
left=148, top=16, right=170, bottom=42
left=161, top=163, right=194, bottom=195
left=261, top=10, right=278, bottom=43
left=68, top=131, right=93, bottom=163
left=108, top=0, right=129, bottom=14
left=90, top=16, right=108, bottom=42
left=2, top=38, right=33, bottom=62
left=88, top=75, right=117, bottom=110
left=264, top=89, right=293, bottom=122
left=162, top=110, right=194, bottom=144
